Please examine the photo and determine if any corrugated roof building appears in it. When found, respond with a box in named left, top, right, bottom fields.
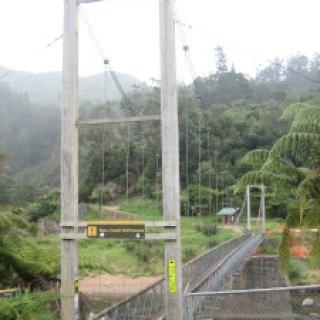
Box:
left=217, top=207, right=240, bottom=224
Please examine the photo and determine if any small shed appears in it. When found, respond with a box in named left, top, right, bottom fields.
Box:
left=217, top=207, right=240, bottom=224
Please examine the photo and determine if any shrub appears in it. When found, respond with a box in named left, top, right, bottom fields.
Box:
left=193, top=223, right=218, bottom=236
left=0, top=291, right=56, bottom=320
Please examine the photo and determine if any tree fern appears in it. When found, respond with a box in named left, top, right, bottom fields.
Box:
left=240, top=149, right=270, bottom=167
left=271, top=133, right=320, bottom=167
left=239, top=100, right=320, bottom=271
left=0, top=212, right=58, bottom=285
left=234, top=170, right=292, bottom=193
left=261, top=154, right=304, bottom=182
left=281, top=103, right=314, bottom=120
left=293, top=106, right=320, bottom=123
left=291, top=117, right=320, bottom=134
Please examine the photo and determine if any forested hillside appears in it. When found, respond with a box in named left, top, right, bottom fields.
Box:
left=0, top=65, right=142, bottom=106
left=1, top=47, right=320, bottom=319
left=1, top=49, right=320, bottom=214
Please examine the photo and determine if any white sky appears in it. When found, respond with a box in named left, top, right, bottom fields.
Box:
left=0, top=0, right=319, bottom=82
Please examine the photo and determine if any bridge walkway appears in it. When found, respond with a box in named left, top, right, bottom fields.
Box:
left=89, top=232, right=262, bottom=320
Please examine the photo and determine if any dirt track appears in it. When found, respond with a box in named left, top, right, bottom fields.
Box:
left=79, top=273, right=161, bottom=295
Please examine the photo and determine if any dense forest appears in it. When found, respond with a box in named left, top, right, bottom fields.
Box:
left=1, top=46, right=320, bottom=318
left=1, top=46, right=320, bottom=279
left=2, top=49, right=320, bottom=213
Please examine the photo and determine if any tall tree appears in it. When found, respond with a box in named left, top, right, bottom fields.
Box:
left=236, top=102, right=320, bottom=271
left=215, top=46, right=228, bottom=75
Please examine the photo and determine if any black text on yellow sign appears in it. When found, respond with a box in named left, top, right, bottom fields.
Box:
left=87, top=221, right=145, bottom=239
left=168, top=259, right=176, bottom=293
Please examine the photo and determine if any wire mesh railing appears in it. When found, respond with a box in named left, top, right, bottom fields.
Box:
left=89, top=233, right=256, bottom=319
left=90, top=277, right=165, bottom=320
left=184, top=233, right=263, bottom=320
left=182, top=232, right=252, bottom=291
left=189, top=285, right=320, bottom=320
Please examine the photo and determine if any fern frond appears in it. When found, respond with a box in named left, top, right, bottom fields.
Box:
left=271, top=133, right=320, bottom=167
left=0, top=247, right=56, bottom=280
left=294, top=106, right=320, bottom=122
left=291, top=117, right=320, bottom=134
left=272, top=133, right=320, bottom=153
left=0, top=212, right=28, bottom=235
left=240, top=149, right=270, bottom=166
left=297, top=167, right=320, bottom=199
left=281, top=103, right=314, bottom=120
left=261, top=154, right=304, bottom=182
left=234, top=170, right=292, bottom=193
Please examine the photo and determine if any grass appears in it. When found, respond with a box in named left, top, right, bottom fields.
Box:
left=289, top=258, right=320, bottom=285
left=75, top=197, right=241, bottom=277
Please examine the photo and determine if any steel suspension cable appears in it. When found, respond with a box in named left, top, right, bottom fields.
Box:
left=185, top=94, right=190, bottom=217
left=198, top=115, right=202, bottom=213
left=126, top=124, right=130, bottom=205
left=174, top=1, right=206, bottom=216
left=207, top=129, right=211, bottom=215
left=79, top=6, right=132, bottom=113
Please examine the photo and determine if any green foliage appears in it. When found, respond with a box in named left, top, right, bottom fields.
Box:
left=123, top=241, right=164, bottom=263
left=281, top=103, right=312, bottom=120
left=278, top=228, right=293, bottom=274
left=288, top=259, right=304, bottom=282
left=181, top=185, right=217, bottom=215
left=0, top=211, right=59, bottom=287
left=240, top=149, right=270, bottom=167
left=24, top=188, right=60, bottom=222
left=193, top=223, right=218, bottom=236
left=310, top=232, right=320, bottom=268
left=238, top=101, right=320, bottom=270
left=0, top=291, right=56, bottom=320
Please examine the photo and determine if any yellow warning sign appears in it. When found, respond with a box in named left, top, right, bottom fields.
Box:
left=87, top=226, right=97, bottom=237
left=168, top=259, right=176, bottom=293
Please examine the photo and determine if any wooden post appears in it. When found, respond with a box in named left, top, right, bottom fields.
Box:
left=159, top=0, right=183, bottom=318
left=261, top=185, right=266, bottom=235
left=246, top=185, right=251, bottom=230
left=61, top=0, right=79, bottom=319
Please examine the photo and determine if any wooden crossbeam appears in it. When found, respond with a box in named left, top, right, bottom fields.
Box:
left=77, top=114, right=161, bottom=126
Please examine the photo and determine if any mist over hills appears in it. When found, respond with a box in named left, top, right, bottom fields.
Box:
left=0, top=65, right=142, bottom=106
left=0, top=65, right=143, bottom=186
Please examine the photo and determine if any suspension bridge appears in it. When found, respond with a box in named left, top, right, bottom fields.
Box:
left=88, top=232, right=262, bottom=320
left=83, top=228, right=320, bottom=320
left=59, top=1, right=320, bottom=319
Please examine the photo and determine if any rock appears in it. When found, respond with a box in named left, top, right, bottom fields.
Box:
left=302, top=298, right=314, bottom=307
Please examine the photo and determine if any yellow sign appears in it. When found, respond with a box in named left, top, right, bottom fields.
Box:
left=0, top=288, right=20, bottom=298
left=74, top=279, right=79, bottom=294
left=87, top=226, right=97, bottom=237
left=87, top=221, right=145, bottom=239
left=168, top=259, right=176, bottom=293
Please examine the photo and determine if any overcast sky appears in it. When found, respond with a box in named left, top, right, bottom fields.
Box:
left=0, top=0, right=319, bottom=82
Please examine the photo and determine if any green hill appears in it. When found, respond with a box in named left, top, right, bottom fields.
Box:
left=0, top=65, right=142, bottom=106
